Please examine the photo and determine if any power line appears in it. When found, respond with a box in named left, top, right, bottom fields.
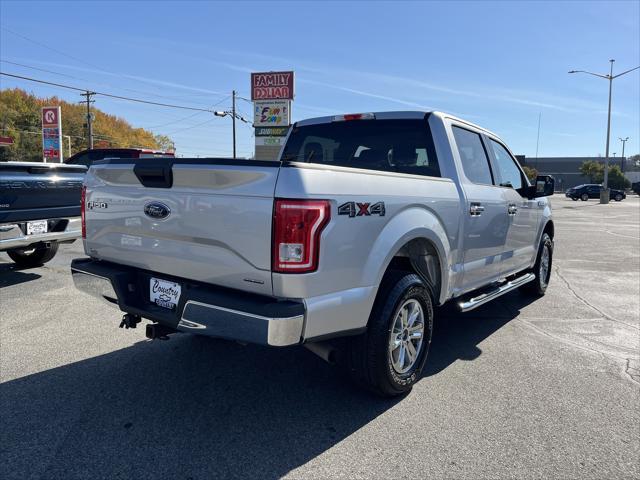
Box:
left=0, top=25, right=104, bottom=71
left=164, top=118, right=218, bottom=135
left=0, top=71, right=215, bottom=112
left=0, top=59, right=81, bottom=80
left=0, top=59, right=229, bottom=106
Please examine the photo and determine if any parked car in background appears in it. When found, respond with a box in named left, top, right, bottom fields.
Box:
left=565, top=184, right=626, bottom=201
left=1, top=162, right=86, bottom=267
left=632, top=182, right=640, bottom=196
left=72, top=111, right=555, bottom=396
left=65, top=148, right=174, bottom=167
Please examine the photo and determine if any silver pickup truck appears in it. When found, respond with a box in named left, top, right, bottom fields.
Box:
left=71, top=111, right=554, bottom=396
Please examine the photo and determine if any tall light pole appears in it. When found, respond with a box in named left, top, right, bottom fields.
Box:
left=619, top=136, right=629, bottom=171
left=214, top=90, right=249, bottom=159
left=569, top=61, right=639, bottom=204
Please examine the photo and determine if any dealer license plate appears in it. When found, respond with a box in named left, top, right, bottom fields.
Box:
left=27, top=220, right=48, bottom=235
left=150, top=277, right=181, bottom=310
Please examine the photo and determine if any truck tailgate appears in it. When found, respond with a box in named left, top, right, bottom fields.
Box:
left=0, top=162, right=87, bottom=223
left=84, top=159, right=279, bottom=296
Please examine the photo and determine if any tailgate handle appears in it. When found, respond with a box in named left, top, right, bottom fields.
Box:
left=134, top=165, right=173, bottom=188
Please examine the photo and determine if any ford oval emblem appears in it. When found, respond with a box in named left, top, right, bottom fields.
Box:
left=144, top=202, right=171, bottom=220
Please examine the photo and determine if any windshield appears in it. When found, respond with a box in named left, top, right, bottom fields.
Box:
left=281, top=119, right=441, bottom=177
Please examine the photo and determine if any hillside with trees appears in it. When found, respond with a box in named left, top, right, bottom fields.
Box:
left=0, top=88, right=174, bottom=162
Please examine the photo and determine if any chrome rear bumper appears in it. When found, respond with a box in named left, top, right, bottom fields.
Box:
left=0, top=217, right=81, bottom=251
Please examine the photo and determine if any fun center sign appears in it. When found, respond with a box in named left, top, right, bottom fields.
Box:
left=251, top=71, right=294, bottom=100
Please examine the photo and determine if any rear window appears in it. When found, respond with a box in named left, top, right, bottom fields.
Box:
left=281, top=119, right=440, bottom=177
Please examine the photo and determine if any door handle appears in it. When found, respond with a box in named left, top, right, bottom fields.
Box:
left=469, top=203, right=484, bottom=216
left=508, top=204, right=518, bottom=215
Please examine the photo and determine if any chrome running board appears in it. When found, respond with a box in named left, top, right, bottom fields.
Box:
left=457, top=273, right=535, bottom=312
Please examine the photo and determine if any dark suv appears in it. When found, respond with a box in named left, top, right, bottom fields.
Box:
left=565, top=184, right=626, bottom=202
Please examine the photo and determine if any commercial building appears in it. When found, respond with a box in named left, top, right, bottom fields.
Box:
left=517, top=156, right=632, bottom=191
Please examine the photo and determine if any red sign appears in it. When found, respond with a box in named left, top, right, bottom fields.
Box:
left=251, top=71, right=294, bottom=100
left=42, top=107, right=60, bottom=128
left=0, top=135, right=14, bottom=146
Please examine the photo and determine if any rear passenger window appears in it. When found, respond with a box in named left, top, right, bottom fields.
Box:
left=489, top=140, right=524, bottom=190
left=452, top=126, right=493, bottom=185
left=281, top=119, right=441, bottom=178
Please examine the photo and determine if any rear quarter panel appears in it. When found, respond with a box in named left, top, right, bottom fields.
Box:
left=273, top=163, right=461, bottom=337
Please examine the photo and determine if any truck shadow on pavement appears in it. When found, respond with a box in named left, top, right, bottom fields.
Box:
left=1, top=291, right=534, bottom=480
left=0, top=263, right=42, bottom=288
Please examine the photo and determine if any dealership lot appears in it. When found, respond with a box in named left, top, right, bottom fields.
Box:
left=1, top=195, right=638, bottom=479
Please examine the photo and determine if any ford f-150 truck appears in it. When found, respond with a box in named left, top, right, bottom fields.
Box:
left=71, top=111, right=554, bottom=396
left=1, top=162, right=86, bottom=267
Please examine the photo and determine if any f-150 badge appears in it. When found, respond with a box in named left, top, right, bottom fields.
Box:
left=338, top=201, right=385, bottom=217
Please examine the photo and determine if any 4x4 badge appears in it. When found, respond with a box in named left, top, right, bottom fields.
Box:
left=338, top=201, right=385, bottom=218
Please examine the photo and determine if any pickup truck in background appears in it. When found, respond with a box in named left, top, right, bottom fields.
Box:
left=71, top=111, right=554, bottom=396
left=1, top=162, right=86, bottom=267
left=65, top=148, right=175, bottom=167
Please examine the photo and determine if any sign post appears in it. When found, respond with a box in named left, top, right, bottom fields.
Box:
left=251, top=71, right=294, bottom=161
left=41, top=106, right=63, bottom=163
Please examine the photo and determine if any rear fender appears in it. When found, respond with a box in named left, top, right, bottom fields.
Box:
left=361, top=206, right=451, bottom=305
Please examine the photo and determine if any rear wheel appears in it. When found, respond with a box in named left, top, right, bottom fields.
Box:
left=571, top=197, right=578, bottom=201
left=580, top=193, right=589, bottom=201
left=614, top=194, right=623, bottom=202
left=346, top=271, right=433, bottom=397
left=7, top=242, right=59, bottom=268
left=521, top=233, right=553, bottom=297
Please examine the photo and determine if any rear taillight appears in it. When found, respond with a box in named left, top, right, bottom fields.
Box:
left=80, top=185, right=86, bottom=239
left=272, top=199, right=330, bottom=273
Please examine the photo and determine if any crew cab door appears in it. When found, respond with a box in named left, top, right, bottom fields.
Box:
left=451, top=125, right=509, bottom=292
left=485, top=138, right=539, bottom=277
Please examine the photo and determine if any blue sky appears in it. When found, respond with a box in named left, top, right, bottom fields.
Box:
left=1, top=0, right=638, bottom=159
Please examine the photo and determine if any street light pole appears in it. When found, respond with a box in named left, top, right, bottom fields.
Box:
left=568, top=61, right=639, bottom=204
left=619, top=136, right=629, bottom=171
left=214, top=96, right=249, bottom=159
left=602, top=60, right=614, bottom=202
left=232, top=90, right=236, bottom=159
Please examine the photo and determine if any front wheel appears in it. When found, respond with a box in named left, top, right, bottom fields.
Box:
left=346, top=272, right=433, bottom=397
left=521, top=233, right=553, bottom=297
left=6, top=242, right=59, bottom=268
left=614, top=194, right=623, bottom=202
left=571, top=197, right=578, bottom=201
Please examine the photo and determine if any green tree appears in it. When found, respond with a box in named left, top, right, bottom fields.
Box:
left=579, top=160, right=604, bottom=183
left=606, top=165, right=631, bottom=190
left=522, top=166, right=538, bottom=182
left=578, top=160, right=630, bottom=189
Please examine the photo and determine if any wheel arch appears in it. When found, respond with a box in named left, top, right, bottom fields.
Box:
left=361, top=207, right=451, bottom=306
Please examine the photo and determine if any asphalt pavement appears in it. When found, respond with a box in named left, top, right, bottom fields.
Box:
left=1, top=195, right=639, bottom=479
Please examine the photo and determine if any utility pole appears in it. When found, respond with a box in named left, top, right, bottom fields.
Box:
left=214, top=91, right=248, bottom=159
left=535, top=112, right=541, bottom=163
left=619, top=136, right=629, bottom=172
left=569, top=60, right=639, bottom=204
left=232, top=90, right=237, bottom=159
left=80, top=91, right=95, bottom=149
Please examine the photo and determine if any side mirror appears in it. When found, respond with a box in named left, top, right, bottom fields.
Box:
left=521, top=175, right=554, bottom=199
left=535, top=175, right=554, bottom=197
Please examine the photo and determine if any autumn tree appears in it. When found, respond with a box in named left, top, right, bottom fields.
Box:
left=0, top=88, right=175, bottom=162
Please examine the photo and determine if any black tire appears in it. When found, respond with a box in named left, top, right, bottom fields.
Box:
left=580, top=193, right=589, bottom=201
left=7, top=242, right=59, bottom=268
left=571, top=197, right=578, bottom=201
left=346, top=271, right=434, bottom=397
left=521, top=233, right=553, bottom=297
left=614, top=194, right=623, bottom=202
